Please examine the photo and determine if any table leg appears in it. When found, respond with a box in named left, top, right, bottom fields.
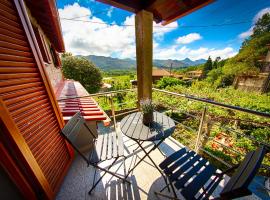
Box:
left=125, top=139, right=170, bottom=192
left=136, top=140, right=170, bottom=192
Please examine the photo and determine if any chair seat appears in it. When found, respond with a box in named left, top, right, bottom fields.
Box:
left=159, top=148, right=220, bottom=200
left=89, top=129, right=124, bottom=163
left=159, top=146, right=266, bottom=200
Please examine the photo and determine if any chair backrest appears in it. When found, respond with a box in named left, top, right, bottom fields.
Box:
left=220, top=146, right=266, bottom=199
left=61, top=112, right=96, bottom=164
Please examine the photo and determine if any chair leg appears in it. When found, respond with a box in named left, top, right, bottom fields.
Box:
left=88, top=157, right=130, bottom=195
left=159, top=179, right=178, bottom=199
left=154, top=191, right=180, bottom=200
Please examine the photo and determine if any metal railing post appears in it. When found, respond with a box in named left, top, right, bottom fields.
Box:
left=109, top=94, right=117, bottom=131
left=195, top=106, right=207, bottom=153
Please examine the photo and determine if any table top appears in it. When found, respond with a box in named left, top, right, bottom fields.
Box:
left=120, top=112, right=175, bottom=141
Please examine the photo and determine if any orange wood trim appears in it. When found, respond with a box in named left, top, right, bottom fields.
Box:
left=14, top=0, right=65, bottom=129
left=161, top=0, right=214, bottom=25
left=0, top=143, right=37, bottom=200
left=13, top=0, right=74, bottom=196
left=0, top=98, right=54, bottom=199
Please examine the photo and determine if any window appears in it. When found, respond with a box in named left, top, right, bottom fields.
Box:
left=32, top=26, right=51, bottom=63
left=50, top=45, right=62, bottom=68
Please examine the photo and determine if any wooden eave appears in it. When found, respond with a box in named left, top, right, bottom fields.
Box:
left=97, top=0, right=214, bottom=25
left=24, top=0, right=65, bottom=52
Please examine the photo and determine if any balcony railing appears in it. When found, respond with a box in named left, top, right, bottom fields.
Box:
left=58, top=88, right=270, bottom=192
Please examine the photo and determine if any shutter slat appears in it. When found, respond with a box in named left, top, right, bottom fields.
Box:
left=0, top=14, right=20, bottom=28
left=0, top=72, right=39, bottom=80
left=0, top=41, right=29, bottom=51
left=0, top=27, right=25, bottom=40
left=5, top=90, right=46, bottom=106
left=0, top=82, right=42, bottom=93
left=0, top=21, right=23, bottom=35
left=0, top=54, right=34, bottom=62
left=0, top=60, right=35, bottom=67
left=28, top=122, right=58, bottom=151
left=9, top=96, right=48, bottom=115
left=0, top=47, right=31, bottom=57
left=1, top=0, right=71, bottom=193
left=0, top=67, right=38, bottom=73
left=17, top=106, right=51, bottom=129
left=0, top=34, right=28, bottom=46
left=14, top=102, right=50, bottom=123
left=0, top=78, right=40, bottom=87
left=0, top=2, right=17, bottom=15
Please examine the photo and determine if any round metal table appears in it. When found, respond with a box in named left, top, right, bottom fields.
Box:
left=120, top=111, right=175, bottom=141
left=120, top=111, right=175, bottom=188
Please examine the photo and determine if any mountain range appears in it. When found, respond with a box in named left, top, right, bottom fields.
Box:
left=79, top=55, right=206, bottom=71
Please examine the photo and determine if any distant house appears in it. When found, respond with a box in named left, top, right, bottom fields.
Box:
left=185, top=70, right=203, bottom=79
left=152, top=69, right=171, bottom=82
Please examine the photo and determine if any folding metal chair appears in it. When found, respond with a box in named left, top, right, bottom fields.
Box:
left=156, top=146, right=266, bottom=200
left=61, top=112, right=130, bottom=195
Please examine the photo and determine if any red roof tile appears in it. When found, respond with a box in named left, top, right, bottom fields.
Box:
left=57, top=80, right=110, bottom=126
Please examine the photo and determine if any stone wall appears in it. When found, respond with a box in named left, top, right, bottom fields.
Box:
left=233, top=73, right=270, bottom=93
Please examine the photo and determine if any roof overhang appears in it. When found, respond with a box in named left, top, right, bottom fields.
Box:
left=97, top=0, right=214, bottom=25
left=25, top=0, right=65, bottom=52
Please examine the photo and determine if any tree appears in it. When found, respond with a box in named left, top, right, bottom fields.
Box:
left=252, top=13, right=270, bottom=38
left=202, top=56, right=213, bottom=77
left=212, top=57, right=221, bottom=69
left=62, top=53, right=102, bottom=93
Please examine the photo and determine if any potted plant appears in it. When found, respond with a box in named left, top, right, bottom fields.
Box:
left=140, top=98, right=154, bottom=126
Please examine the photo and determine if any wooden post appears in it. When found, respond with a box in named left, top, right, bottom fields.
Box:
left=135, top=10, right=153, bottom=107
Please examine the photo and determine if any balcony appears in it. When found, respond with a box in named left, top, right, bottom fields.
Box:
left=56, top=89, right=270, bottom=200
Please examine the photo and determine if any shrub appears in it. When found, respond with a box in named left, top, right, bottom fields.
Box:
left=156, top=77, right=188, bottom=89
left=62, top=55, right=102, bottom=93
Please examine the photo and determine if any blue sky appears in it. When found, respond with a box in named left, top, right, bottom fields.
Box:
left=57, top=0, right=270, bottom=60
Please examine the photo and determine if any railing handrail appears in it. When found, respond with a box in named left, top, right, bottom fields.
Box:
left=57, top=87, right=270, bottom=118
left=153, top=88, right=270, bottom=119
left=57, top=88, right=136, bottom=101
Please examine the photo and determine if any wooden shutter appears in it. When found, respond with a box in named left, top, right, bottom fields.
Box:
left=0, top=0, right=73, bottom=198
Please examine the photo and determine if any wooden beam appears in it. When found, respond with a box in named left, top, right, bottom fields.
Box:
left=161, top=0, right=214, bottom=25
left=135, top=10, right=153, bottom=105
left=97, top=0, right=142, bottom=13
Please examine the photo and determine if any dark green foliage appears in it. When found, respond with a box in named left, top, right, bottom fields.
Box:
left=156, top=77, right=189, bottom=89
left=199, top=13, right=270, bottom=87
left=252, top=13, right=270, bottom=38
left=202, top=56, right=213, bottom=76
left=212, top=57, right=221, bottom=69
left=61, top=54, right=102, bottom=93
left=80, top=55, right=206, bottom=71
left=103, top=69, right=136, bottom=76
left=175, top=64, right=204, bottom=73
left=235, top=13, right=270, bottom=69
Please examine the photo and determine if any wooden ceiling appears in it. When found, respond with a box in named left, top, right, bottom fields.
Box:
left=25, top=0, right=65, bottom=52
left=97, top=0, right=214, bottom=25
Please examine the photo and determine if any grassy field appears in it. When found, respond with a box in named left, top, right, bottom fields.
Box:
left=95, top=75, right=270, bottom=175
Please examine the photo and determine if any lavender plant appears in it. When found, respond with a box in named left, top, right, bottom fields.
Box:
left=140, top=99, right=155, bottom=114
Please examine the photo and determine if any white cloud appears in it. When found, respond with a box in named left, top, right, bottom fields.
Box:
left=107, top=7, right=114, bottom=17
left=176, top=33, right=202, bottom=44
left=154, top=46, right=237, bottom=60
left=59, top=4, right=177, bottom=58
left=59, top=3, right=236, bottom=61
left=253, top=7, right=270, bottom=23
left=238, top=7, right=270, bottom=39
left=238, top=27, right=253, bottom=39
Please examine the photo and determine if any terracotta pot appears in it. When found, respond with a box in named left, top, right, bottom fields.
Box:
left=143, top=112, right=153, bottom=126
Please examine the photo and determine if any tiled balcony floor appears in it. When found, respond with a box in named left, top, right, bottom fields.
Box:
left=56, top=123, right=261, bottom=200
